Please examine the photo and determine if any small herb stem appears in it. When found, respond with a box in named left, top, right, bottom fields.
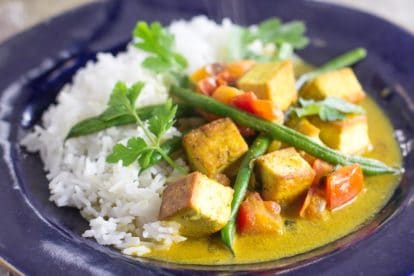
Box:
left=132, top=112, right=157, bottom=145
left=156, top=147, right=187, bottom=174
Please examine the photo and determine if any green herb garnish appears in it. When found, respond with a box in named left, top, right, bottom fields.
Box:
left=103, top=81, right=186, bottom=173
left=291, top=97, right=365, bottom=122
left=133, top=21, right=187, bottom=77
left=228, top=17, right=309, bottom=62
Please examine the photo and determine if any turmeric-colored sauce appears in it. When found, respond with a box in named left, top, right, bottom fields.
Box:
left=146, top=96, right=401, bottom=264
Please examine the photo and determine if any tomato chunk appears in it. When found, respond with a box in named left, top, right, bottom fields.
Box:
left=230, top=92, right=282, bottom=121
left=231, top=92, right=257, bottom=114
left=312, top=159, right=334, bottom=187
left=237, top=192, right=283, bottom=234
left=325, top=164, right=364, bottom=210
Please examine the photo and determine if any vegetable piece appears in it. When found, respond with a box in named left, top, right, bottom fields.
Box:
left=159, top=171, right=234, bottom=237
left=212, top=85, right=244, bottom=104
left=256, top=147, right=315, bottom=205
left=299, top=159, right=333, bottom=219
left=171, top=86, right=400, bottom=175
left=325, top=164, right=364, bottom=210
left=182, top=118, right=248, bottom=176
left=291, top=97, right=365, bottom=122
left=196, top=77, right=217, bottom=96
left=228, top=17, right=309, bottom=61
left=299, top=188, right=328, bottom=220
left=310, top=115, right=371, bottom=154
left=139, top=136, right=182, bottom=171
left=220, top=135, right=270, bottom=252
left=231, top=92, right=284, bottom=122
left=190, top=66, right=210, bottom=83
left=237, top=61, right=297, bottom=110
left=226, top=60, right=256, bottom=79
left=66, top=103, right=194, bottom=139
left=104, top=82, right=185, bottom=173
left=311, top=159, right=334, bottom=186
left=133, top=21, right=187, bottom=76
left=296, top=48, right=367, bottom=89
left=236, top=192, right=283, bottom=235
left=300, top=68, right=366, bottom=103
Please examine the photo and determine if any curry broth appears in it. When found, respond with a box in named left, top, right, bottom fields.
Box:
left=146, top=96, right=401, bottom=264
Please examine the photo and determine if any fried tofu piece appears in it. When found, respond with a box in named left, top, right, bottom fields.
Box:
left=183, top=118, right=248, bottom=176
left=256, top=148, right=315, bottom=205
left=309, top=115, right=371, bottom=154
left=159, top=172, right=234, bottom=237
left=237, top=60, right=297, bottom=110
left=300, top=68, right=366, bottom=103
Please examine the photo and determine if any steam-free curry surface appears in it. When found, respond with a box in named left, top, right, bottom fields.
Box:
left=147, top=97, right=401, bottom=264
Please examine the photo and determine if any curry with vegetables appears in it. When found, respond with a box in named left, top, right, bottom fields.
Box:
left=66, top=18, right=402, bottom=264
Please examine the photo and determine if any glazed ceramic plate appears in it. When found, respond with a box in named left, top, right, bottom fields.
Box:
left=0, top=0, right=413, bottom=275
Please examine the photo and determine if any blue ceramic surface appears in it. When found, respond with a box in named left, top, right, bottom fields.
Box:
left=0, top=0, right=414, bottom=275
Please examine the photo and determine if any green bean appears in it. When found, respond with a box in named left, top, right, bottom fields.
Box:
left=171, top=86, right=401, bottom=176
left=66, top=103, right=194, bottom=139
left=296, top=48, right=367, bottom=89
left=220, top=135, right=270, bottom=253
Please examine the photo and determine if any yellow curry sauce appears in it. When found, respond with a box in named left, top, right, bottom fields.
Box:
left=147, top=96, right=401, bottom=264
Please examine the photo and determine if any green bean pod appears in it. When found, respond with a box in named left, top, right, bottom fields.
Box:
left=171, top=85, right=401, bottom=176
left=220, top=135, right=270, bottom=253
left=296, top=47, right=367, bottom=89
left=66, top=103, right=194, bottom=139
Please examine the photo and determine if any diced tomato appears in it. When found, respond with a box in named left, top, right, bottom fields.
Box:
left=212, top=85, right=244, bottom=104
left=196, top=77, right=217, bottom=96
left=325, top=164, right=364, bottom=210
left=231, top=92, right=282, bottom=121
left=215, top=71, right=231, bottom=86
left=299, top=187, right=328, bottom=220
left=231, top=92, right=257, bottom=114
left=227, top=60, right=256, bottom=79
left=312, top=159, right=334, bottom=187
left=252, top=99, right=283, bottom=121
left=237, top=192, right=283, bottom=234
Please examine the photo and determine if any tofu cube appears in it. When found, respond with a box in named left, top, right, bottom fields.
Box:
left=237, top=60, right=297, bottom=110
left=159, top=172, right=234, bottom=237
left=310, top=115, right=371, bottom=154
left=256, top=148, right=315, bottom=205
left=183, top=118, right=248, bottom=176
left=300, top=68, right=366, bottom=103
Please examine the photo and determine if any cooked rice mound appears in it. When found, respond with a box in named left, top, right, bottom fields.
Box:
left=21, top=16, right=236, bottom=256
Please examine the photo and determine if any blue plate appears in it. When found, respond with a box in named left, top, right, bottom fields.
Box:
left=0, top=0, right=413, bottom=274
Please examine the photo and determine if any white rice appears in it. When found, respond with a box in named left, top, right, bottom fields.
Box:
left=21, top=16, right=237, bottom=256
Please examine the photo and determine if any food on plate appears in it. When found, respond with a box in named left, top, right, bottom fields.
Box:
left=21, top=16, right=402, bottom=264
left=183, top=118, right=248, bottom=177
left=159, top=171, right=234, bottom=237
left=256, top=147, right=315, bottom=205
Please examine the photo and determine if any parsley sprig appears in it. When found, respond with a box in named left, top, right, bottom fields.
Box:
left=228, top=17, right=309, bottom=62
left=104, top=81, right=186, bottom=173
left=290, top=97, right=365, bottom=122
left=133, top=21, right=187, bottom=78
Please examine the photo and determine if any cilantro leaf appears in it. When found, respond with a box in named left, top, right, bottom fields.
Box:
left=228, top=17, right=309, bottom=61
left=291, top=97, right=365, bottom=122
left=106, top=137, right=148, bottom=166
left=133, top=21, right=187, bottom=75
left=100, top=81, right=144, bottom=121
left=148, top=99, right=177, bottom=140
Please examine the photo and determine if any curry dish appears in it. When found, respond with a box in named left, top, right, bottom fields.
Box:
left=31, top=17, right=402, bottom=263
